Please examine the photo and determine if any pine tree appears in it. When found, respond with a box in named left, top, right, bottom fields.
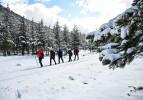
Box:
left=46, top=25, right=55, bottom=48
left=36, top=19, right=46, bottom=49
left=44, top=26, right=55, bottom=55
left=29, top=18, right=36, bottom=54
left=18, top=16, right=27, bottom=55
left=53, top=21, right=61, bottom=48
left=0, top=6, right=14, bottom=56
left=63, top=24, right=70, bottom=48
left=86, top=34, right=95, bottom=52
left=71, top=25, right=81, bottom=48
left=96, top=0, right=143, bottom=68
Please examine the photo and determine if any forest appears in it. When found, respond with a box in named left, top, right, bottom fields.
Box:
left=0, top=4, right=86, bottom=56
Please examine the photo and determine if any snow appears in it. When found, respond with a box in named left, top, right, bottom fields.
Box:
left=0, top=50, right=143, bottom=100
left=110, top=28, right=119, bottom=35
left=127, top=47, right=136, bottom=54
left=94, top=31, right=101, bottom=41
left=7, top=40, right=14, bottom=44
left=113, top=14, right=122, bottom=25
left=100, top=28, right=111, bottom=36
left=135, top=30, right=142, bottom=36
left=121, top=26, right=129, bottom=39
left=121, top=39, right=128, bottom=46
left=138, top=43, right=143, bottom=47
left=99, top=49, right=118, bottom=59
left=125, top=6, right=138, bottom=13
left=100, top=43, right=118, bottom=50
left=102, top=53, right=121, bottom=63
left=101, top=49, right=118, bottom=55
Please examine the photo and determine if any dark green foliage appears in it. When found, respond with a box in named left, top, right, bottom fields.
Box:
left=71, top=25, right=81, bottom=48
left=102, top=59, right=111, bottom=65
left=132, top=0, right=140, bottom=6
left=86, top=33, right=95, bottom=52
left=63, top=24, right=70, bottom=48
left=53, top=21, right=61, bottom=48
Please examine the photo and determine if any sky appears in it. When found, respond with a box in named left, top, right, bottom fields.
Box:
left=1, top=0, right=133, bottom=33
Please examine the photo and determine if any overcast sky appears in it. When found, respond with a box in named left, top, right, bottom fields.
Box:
left=1, top=0, right=133, bottom=33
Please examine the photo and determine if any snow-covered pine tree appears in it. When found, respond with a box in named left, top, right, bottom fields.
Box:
left=9, top=17, right=19, bottom=55
left=53, top=20, right=62, bottom=48
left=0, top=5, right=14, bottom=56
left=46, top=26, right=55, bottom=47
left=25, top=23, right=32, bottom=54
left=43, top=26, right=54, bottom=55
left=36, top=19, right=46, bottom=49
left=63, top=24, right=71, bottom=48
left=86, top=33, right=95, bottom=52
left=18, top=16, right=27, bottom=55
left=96, top=0, right=143, bottom=69
left=71, top=25, right=81, bottom=49
left=29, top=18, right=37, bottom=54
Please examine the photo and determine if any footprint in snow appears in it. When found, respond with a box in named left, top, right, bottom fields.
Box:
left=16, top=64, right=22, bottom=66
left=82, top=82, right=88, bottom=84
left=127, top=86, right=143, bottom=96
left=68, top=76, right=75, bottom=80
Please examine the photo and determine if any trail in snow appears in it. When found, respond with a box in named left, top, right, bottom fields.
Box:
left=0, top=59, right=88, bottom=82
left=0, top=52, right=94, bottom=82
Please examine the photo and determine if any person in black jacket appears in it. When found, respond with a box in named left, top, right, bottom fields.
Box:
left=57, top=48, right=64, bottom=64
left=74, top=47, right=79, bottom=60
left=50, top=48, right=56, bottom=65
left=68, top=48, right=73, bottom=62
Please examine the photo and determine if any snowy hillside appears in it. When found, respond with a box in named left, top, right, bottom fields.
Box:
left=0, top=51, right=143, bottom=100
left=0, top=4, right=38, bottom=30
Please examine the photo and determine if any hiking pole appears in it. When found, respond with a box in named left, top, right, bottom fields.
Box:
left=34, top=55, right=39, bottom=66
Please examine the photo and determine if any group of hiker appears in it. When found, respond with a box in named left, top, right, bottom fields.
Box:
left=36, top=47, right=79, bottom=67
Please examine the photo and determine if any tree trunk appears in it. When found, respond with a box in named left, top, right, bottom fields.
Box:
left=3, top=50, right=6, bottom=56
left=32, top=44, right=35, bottom=55
left=21, top=44, right=25, bottom=55
left=27, top=46, right=29, bottom=55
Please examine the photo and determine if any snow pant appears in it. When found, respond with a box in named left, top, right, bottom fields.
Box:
left=50, top=57, right=56, bottom=65
left=69, top=55, right=72, bottom=62
left=38, top=57, right=43, bottom=67
left=58, top=56, right=64, bottom=63
left=74, top=54, right=79, bottom=60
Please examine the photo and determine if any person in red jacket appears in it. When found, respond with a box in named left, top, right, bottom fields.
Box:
left=37, top=48, right=44, bottom=67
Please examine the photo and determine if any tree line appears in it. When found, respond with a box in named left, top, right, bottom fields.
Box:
left=0, top=5, right=85, bottom=56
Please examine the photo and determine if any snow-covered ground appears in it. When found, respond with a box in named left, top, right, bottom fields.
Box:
left=0, top=50, right=143, bottom=100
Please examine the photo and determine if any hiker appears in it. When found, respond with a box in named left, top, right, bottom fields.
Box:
left=37, top=48, right=44, bottom=67
left=57, top=48, right=64, bottom=64
left=74, top=47, right=79, bottom=60
left=50, top=48, right=56, bottom=65
left=68, top=48, right=73, bottom=62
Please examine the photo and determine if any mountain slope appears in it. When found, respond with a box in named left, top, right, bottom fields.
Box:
left=0, top=4, right=38, bottom=29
